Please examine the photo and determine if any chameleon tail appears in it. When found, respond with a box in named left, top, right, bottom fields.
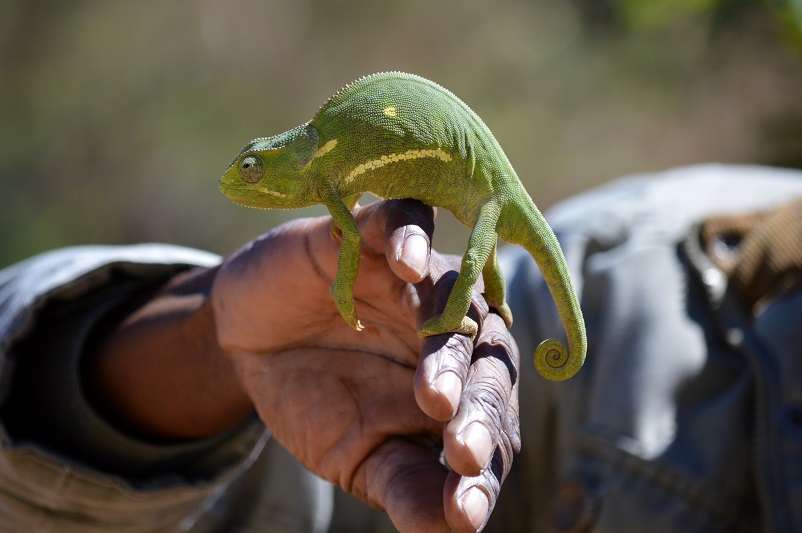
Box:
left=510, top=196, right=587, bottom=381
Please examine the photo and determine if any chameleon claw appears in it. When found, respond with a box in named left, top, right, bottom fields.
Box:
left=338, top=309, right=363, bottom=332
left=329, top=282, right=362, bottom=331
left=337, top=310, right=363, bottom=331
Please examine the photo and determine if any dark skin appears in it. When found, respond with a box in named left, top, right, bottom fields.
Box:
left=84, top=199, right=520, bottom=533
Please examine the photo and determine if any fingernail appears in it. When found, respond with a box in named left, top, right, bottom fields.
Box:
left=460, top=486, right=490, bottom=532
left=398, top=233, right=428, bottom=279
left=432, top=371, right=462, bottom=416
left=459, top=422, right=493, bottom=471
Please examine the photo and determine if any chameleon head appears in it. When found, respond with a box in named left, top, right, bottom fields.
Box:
left=219, top=124, right=319, bottom=209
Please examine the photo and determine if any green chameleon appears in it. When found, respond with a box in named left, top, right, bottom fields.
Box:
left=219, top=72, right=586, bottom=381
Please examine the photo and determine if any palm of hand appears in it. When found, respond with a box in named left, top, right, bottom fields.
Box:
left=212, top=201, right=519, bottom=532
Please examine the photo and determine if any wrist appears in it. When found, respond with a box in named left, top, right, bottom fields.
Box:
left=83, top=266, right=254, bottom=441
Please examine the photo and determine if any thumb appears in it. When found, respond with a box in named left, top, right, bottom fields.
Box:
left=360, top=438, right=451, bottom=533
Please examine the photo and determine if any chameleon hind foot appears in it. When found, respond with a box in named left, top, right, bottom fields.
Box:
left=489, top=300, right=513, bottom=329
left=417, top=314, right=478, bottom=340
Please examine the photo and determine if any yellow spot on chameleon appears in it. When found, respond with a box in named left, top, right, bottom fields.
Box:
left=383, top=106, right=397, bottom=117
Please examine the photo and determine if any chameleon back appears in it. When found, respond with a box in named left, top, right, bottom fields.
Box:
left=312, top=72, right=477, bottom=150
left=308, top=72, right=516, bottom=216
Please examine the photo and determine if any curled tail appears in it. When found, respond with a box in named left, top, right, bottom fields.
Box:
left=508, top=197, right=587, bottom=381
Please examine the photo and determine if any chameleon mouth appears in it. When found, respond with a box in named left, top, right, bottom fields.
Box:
left=219, top=181, right=290, bottom=209
left=227, top=197, right=267, bottom=210
left=219, top=183, right=266, bottom=209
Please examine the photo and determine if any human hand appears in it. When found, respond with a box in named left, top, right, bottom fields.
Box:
left=212, top=199, right=520, bottom=532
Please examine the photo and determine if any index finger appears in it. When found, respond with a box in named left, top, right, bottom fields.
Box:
left=354, top=199, right=435, bottom=283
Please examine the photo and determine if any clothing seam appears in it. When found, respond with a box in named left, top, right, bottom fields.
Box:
left=575, top=431, right=756, bottom=533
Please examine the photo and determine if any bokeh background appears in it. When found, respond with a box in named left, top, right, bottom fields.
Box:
left=2, top=0, right=802, bottom=266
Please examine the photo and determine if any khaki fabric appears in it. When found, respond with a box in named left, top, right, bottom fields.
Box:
left=702, top=199, right=802, bottom=315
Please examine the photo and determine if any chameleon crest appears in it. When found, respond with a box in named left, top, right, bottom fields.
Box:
left=220, top=72, right=587, bottom=381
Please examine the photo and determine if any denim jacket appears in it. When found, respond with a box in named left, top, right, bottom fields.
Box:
left=492, top=164, right=802, bottom=533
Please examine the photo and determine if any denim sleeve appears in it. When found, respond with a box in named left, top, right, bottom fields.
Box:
left=0, top=244, right=275, bottom=531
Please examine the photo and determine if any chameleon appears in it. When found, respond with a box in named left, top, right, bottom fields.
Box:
left=219, top=71, right=586, bottom=381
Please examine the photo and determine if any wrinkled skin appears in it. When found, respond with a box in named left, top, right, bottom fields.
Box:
left=212, top=199, right=521, bottom=532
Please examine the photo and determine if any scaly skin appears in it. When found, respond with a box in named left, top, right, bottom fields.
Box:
left=219, top=72, right=586, bottom=381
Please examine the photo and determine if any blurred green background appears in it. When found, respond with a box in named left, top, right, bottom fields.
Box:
left=2, top=0, right=802, bottom=266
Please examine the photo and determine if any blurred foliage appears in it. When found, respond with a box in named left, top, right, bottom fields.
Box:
left=1, top=0, right=802, bottom=266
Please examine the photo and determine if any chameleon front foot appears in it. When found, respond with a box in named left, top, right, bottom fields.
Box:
left=417, top=314, right=478, bottom=340
left=338, top=311, right=364, bottom=332
left=330, top=283, right=364, bottom=331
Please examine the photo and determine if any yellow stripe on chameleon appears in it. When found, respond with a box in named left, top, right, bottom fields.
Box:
left=343, top=148, right=452, bottom=184
left=303, top=139, right=339, bottom=171
left=257, top=188, right=288, bottom=197
left=383, top=106, right=397, bottom=117
left=314, top=139, right=338, bottom=159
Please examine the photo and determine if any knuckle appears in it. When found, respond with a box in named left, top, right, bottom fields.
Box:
left=468, top=378, right=508, bottom=425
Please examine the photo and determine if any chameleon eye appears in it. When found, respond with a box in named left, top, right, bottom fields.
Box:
left=238, top=155, right=265, bottom=184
